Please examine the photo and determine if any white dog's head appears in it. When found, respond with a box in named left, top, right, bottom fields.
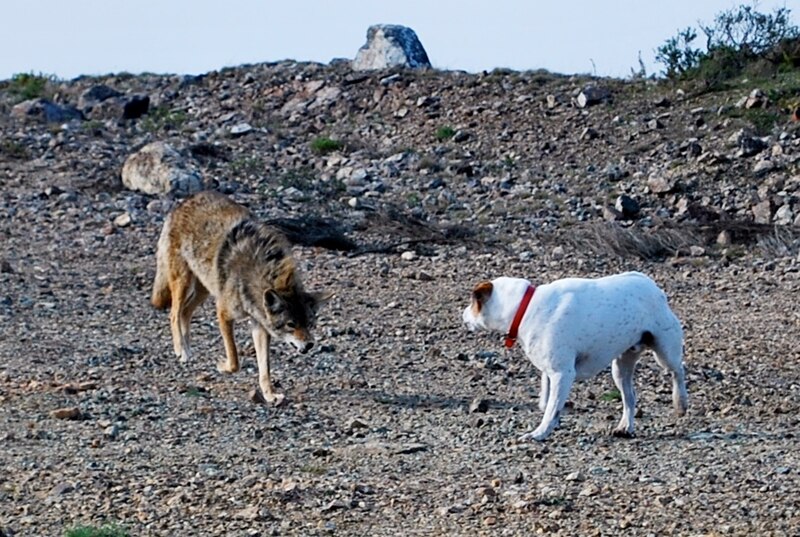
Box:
left=463, top=277, right=533, bottom=334
left=462, top=280, right=495, bottom=331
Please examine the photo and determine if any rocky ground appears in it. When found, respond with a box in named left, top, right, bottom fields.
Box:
left=1, top=61, right=799, bottom=536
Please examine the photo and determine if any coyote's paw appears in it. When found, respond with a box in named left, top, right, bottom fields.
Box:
left=217, top=360, right=240, bottom=374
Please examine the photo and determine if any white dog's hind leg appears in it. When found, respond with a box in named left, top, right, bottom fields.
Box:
left=520, top=368, right=575, bottom=442
left=611, top=349, right=640, bottom=437
left=652, top=331, right=688, bottom=416
left=538, top=374, right=550, bottom=412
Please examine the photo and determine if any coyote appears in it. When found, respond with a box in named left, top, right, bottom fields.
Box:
left=151, top=191, right=332, bottom=404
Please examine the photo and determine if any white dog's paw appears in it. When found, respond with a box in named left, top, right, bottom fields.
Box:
left=612, top=426, right=635, bottom=438
left=179, top=348, right=192, bottom=363
left=518, top=429, right=550, bottom=442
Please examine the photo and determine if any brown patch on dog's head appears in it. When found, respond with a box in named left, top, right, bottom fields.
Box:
left=471, top=281, right=493, bottom=315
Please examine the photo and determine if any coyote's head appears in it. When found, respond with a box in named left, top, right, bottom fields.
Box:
left=264, top=288, right=332, bottom=353
left=262, top=263, right=332, bottom=353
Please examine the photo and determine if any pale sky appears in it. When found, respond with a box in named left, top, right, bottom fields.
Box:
left=1, top=1, right=795, bottom=80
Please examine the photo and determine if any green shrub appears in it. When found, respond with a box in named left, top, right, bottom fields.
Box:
left=435, top=126, right=455, bottom=141
left=310, top=137, right=343, bottom=155
left=656, top=4, right=799, bottom=83
left=140, top=106, right=187, bottom=132
left=0, top=140, right=29, bottom=159
left=8, top=72, right=55, bottom=102
left=601, top=389, right=622, bottom=402
left=65, top=524, right=129, bottom=537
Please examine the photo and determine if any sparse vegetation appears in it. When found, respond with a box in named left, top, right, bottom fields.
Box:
left=140, top=106, right=187, bottom=132
left=65, top=524, right=129, bottom=537
left=229, top=155, right=264, bottom=177
left=721, top=106, right=782, bottom=135
left=82, top=119, right=105, bottom=135
left=7, top=72, right=55, bottom=102
left=601, top=389, right=622, bottom=402
left=1, top=139, right=30, bottom=159
left=656, top=3, right=799, bottom=84
left=435, top=126, right=456, bottom=141
left=310, top=136, right=343, bottom=155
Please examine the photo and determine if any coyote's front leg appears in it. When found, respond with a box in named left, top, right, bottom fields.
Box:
left=253, top=324, right=284, bottom=405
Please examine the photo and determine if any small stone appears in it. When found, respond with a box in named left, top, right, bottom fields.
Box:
left=774, top=204, right=793, bottom=225
left=716, top=230, right=732, bottom=246
left=235, top=505, right=260, bottom=520
left=615, top=195, right=640, bottom=219
left=400, top=251, right=417, bottom=261
left=483, top=516, right=497, bottom=526
left=452, top=130, right=470, bottom=143
left=321, top=500, right=349, bottom=513
left=565, top=471, right=583, bottom=482
left=580, top=127, right=599, bottom=140
left=753, top=159, right=776, bottom=177
left=579, top=484, right=600, bottom=497
left=113, top=213, right=132, bottom=228
left=744, top=88, right=768, bottom=109
left=230, top=122, right=253, bottom=136
left=345, top=417, right=369, bottom=432
left=348, top=197, right=360, bottom=208
left=49, top=482, right=75, bottom=496
left=689, top=245, right=706, bottom=257
left=51, top=407, right=81, bottom=420
left=576, top=86, right=610, bottom=108
left=469, top=397, right=489, bottom=414
left=648, top=173, right=677, bottom=194
left=752, top=200, right=773, bottom=224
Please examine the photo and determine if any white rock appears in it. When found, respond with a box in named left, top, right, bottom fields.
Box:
left=400, top=251, right=417, bottom=261
left=352, top=25, right=431, bottom=71
left=121, top=142, right=203, bottom=195
left=229, top=122, right=253, bottom=136
left=113, top=213, right=132, bottom=228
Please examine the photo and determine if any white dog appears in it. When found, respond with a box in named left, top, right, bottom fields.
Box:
left=462, top=272, right=688, bottom=441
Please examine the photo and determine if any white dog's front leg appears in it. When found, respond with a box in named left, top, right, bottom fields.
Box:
left=539, top=374, right=550, bottom=412
left=520, top=369, right=575, bottom=442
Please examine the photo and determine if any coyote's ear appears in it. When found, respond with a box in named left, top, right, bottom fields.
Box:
left=275, top=259, right=297, bottom=290
left=471, top=281, right=493, bottom=312
left=264, top=289, right=285, bottom=313
left=308, top=290, right=334, bottom=305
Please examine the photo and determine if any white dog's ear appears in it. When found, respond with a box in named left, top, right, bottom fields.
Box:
left=471, top=281, right=493, bottom=313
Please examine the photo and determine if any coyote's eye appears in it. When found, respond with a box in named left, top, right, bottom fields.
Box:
left=286, top=321, right=297, bottom=329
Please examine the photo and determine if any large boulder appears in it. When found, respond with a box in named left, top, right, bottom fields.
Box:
left=10, top=98, right=83, bottom=123
left=121, top=142, right=203, bottom=196
left=352, top=24, right=431, bottom=71
left=78, top=84, right=150, bottom=120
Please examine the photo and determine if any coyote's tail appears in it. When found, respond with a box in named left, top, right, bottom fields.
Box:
left=151, top=216, right=172, bottom=310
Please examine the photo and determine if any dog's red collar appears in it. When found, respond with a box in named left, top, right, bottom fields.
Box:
left=504, top=285, right=535, bottom=348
